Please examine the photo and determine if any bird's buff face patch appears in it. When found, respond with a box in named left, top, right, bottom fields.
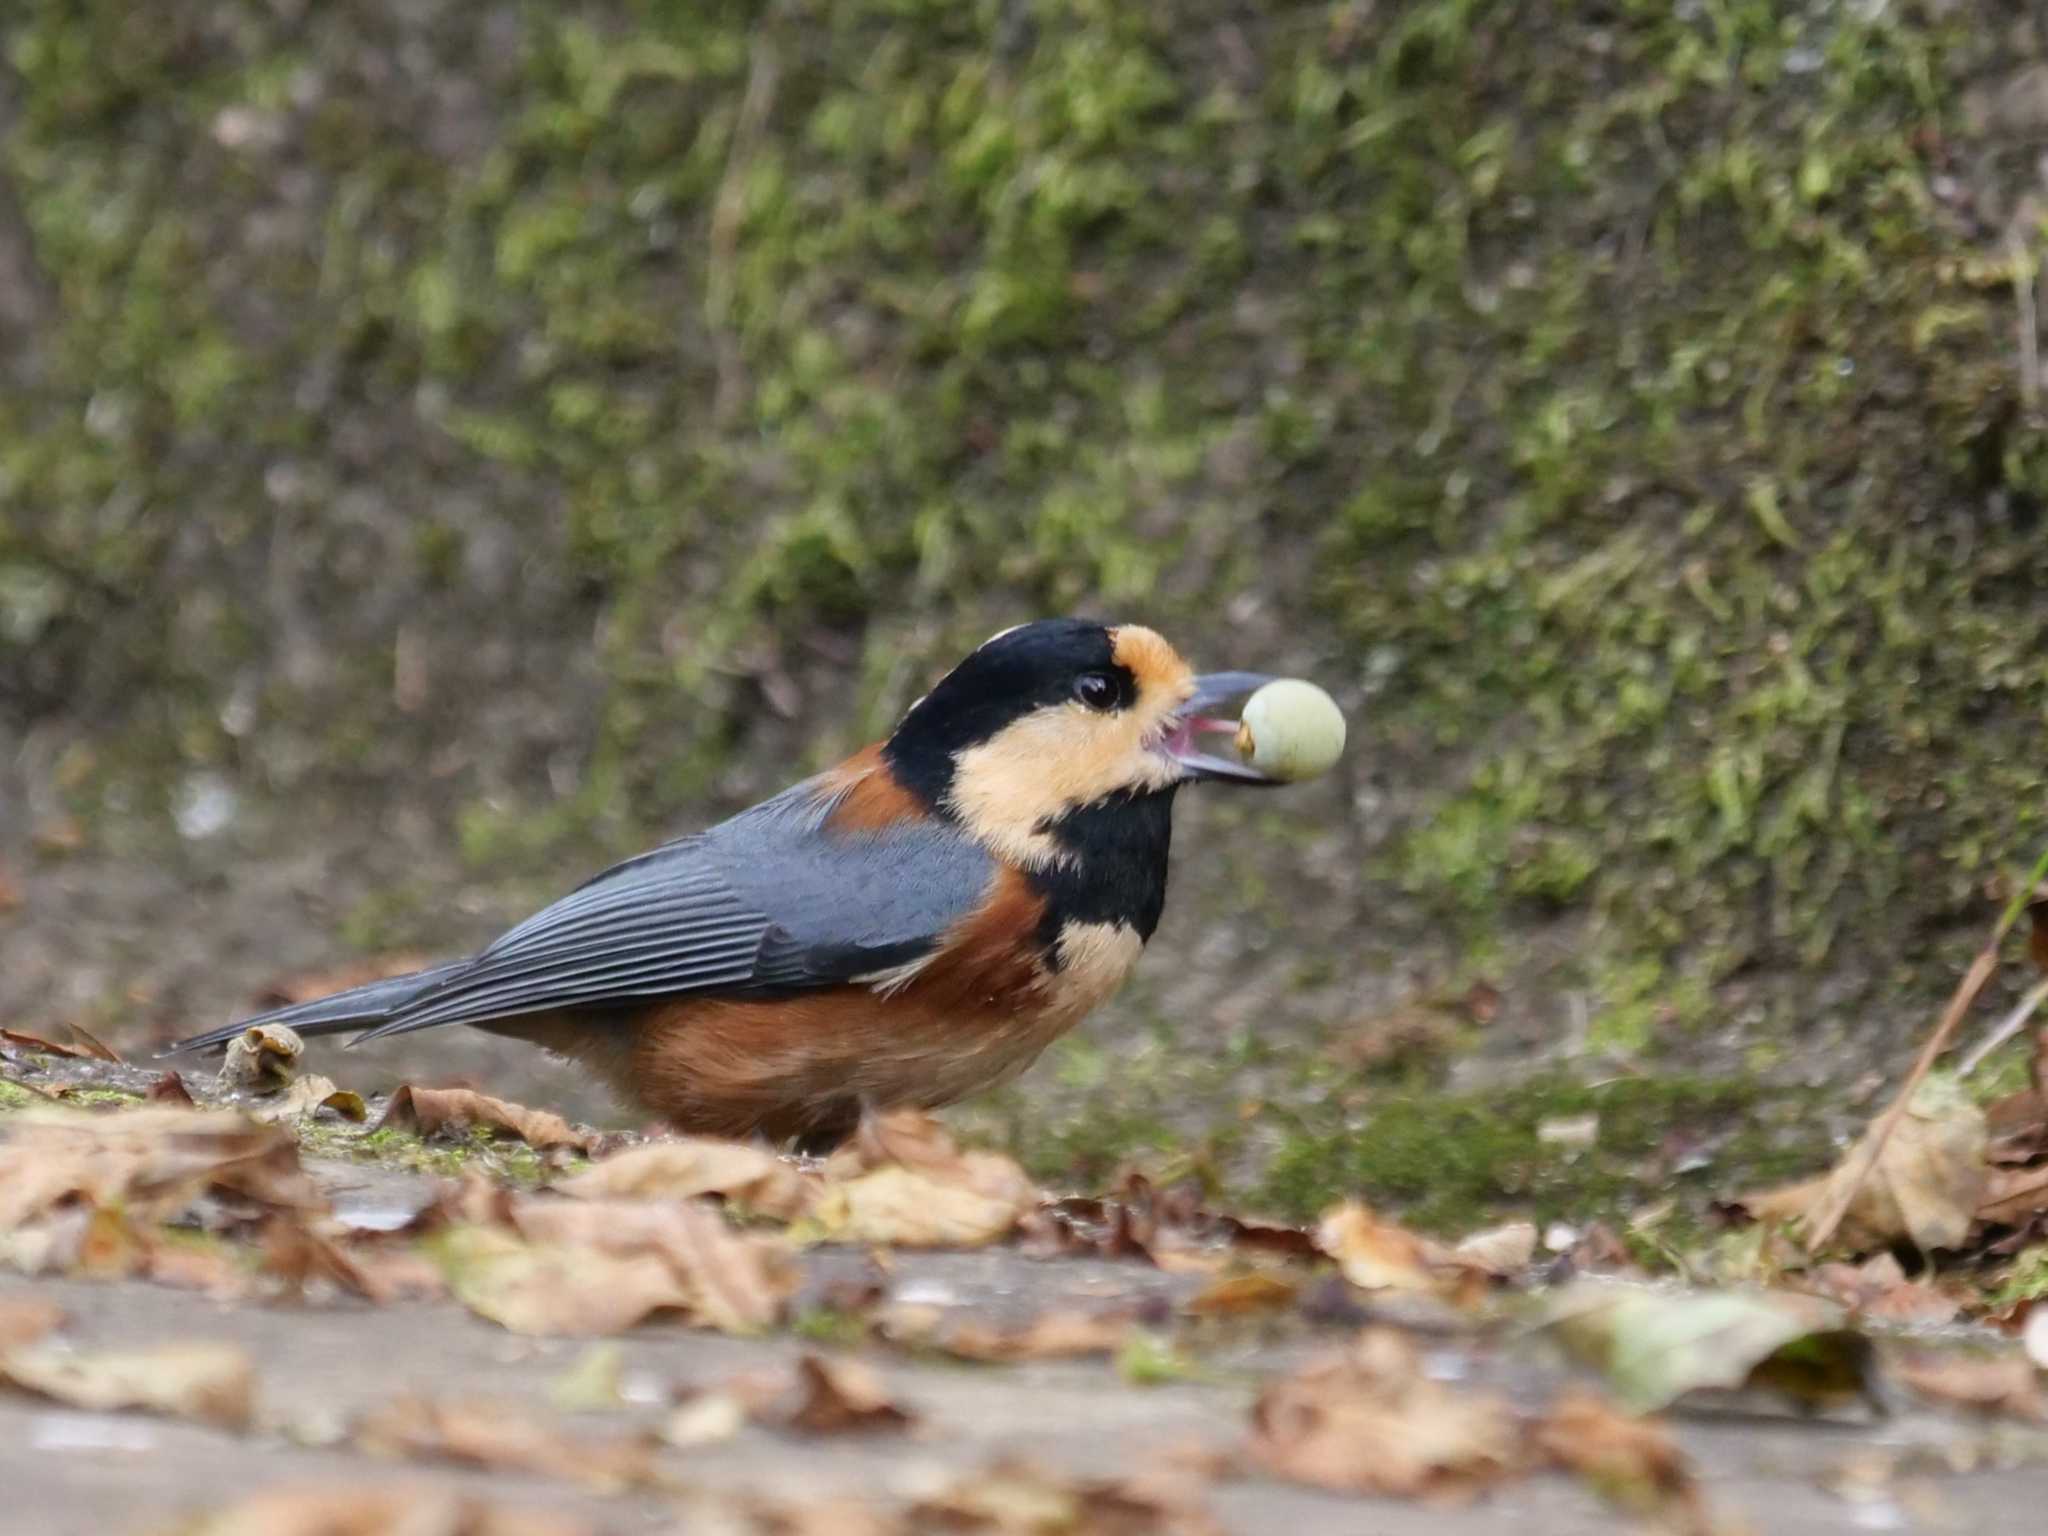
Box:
left=944, top=625, right=1196, bottom=867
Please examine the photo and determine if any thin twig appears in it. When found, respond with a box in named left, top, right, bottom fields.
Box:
left=1802, top=841, right=2048, bottom=1252
left=1957, top=975, right=2048, bottom=1078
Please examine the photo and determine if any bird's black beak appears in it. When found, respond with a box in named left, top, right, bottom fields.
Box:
left=1159, top=671, right=1280, bottom=784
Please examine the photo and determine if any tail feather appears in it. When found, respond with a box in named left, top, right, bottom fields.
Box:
left=161, top=960, right=472, bottom=1056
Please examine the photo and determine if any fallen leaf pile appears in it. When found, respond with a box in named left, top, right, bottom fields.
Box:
left=0, top=1105, right=324, bottom=1282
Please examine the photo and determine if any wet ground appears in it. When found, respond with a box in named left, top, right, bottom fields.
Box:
left=4, top=1153, right=2047, bottom=1535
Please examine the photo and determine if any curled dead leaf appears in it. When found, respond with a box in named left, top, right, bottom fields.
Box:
left=433, top=1224, right=696, bottom=1337
left=355, top=1395, right=661, bottom=1490
left=825, top=1110, right=1041, bottom=1213
left=555, top=1137, right=814, bottom=1221
left=250, top=1073, right=369, bottom=1124
left=1314, top=1201, right=1438, bottom=1292
left=147, top=1071, right=197, bottom=1107
left=220, top=1023, right=305, bottom=1090
left=378, top=1085, right=594, bottom=1153
left=434, top=1195, right=791, bottom=1336
left=0, top=1340, right=254, bottom=1430
left=809, top=1165, right=1031, bottom=1248
left=1247, top=1329, right=1523, bottom=1498
left=511, top=1196, right=793, bottom=1333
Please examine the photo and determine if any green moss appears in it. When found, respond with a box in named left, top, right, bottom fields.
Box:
left=1255, top=1071, right=1831, bottom=1234
left=295, top=1120, right=563, bottom=1185
left=1989, top=1245, right=2048, bottom=1310
left=0, top=1079, right=37, bottom=1111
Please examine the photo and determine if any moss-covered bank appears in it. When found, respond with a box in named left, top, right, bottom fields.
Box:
left=4, top=1, right=2047, bottom=1212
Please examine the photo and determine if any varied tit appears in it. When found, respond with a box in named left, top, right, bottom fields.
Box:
left=169, top=620, right=1339, bottom=1150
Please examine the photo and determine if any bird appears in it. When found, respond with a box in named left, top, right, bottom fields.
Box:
left=168, top=619, right=1302, bottom=1150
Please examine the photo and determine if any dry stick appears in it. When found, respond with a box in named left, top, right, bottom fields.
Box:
left=1956, top=975, right=2048, bottom=1079
left=1802, top=842, right=2048, bottom=1253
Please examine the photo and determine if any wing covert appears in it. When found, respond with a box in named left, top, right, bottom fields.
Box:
left=352, top=775, right=992, bottom=1039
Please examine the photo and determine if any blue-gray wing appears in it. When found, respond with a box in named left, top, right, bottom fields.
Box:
left=350, top=778, right=994, bottom=1041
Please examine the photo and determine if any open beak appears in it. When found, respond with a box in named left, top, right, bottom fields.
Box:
left=1159, top=671, right=1279, bottom=784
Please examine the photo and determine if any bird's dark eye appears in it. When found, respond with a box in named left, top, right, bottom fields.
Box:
left=1073, top=672, right=1119, bottom=711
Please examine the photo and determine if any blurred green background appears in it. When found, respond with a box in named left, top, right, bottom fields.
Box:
left=3, top=0, right=2046, bottom=1226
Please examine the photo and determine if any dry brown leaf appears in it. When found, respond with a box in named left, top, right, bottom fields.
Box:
left=1027, top=1176, right=1316, bottom=1270
left=555, top=1138, right=815, bottom=1220
left=1739, top=1075, right=1987, bottom=1253
left=1530, top=1390, right=1715, bottom=1536
left=262, top=1218, right=445, bottom=1304
left=0, top=1296, right=64, bottom=1353
left=1248, top=1329, right=1522, bottom=1498
left=220, top=1023, right=305, bottom=1089
left=355, top=1395, right=661, bottom=1490
left=1450, top=1220, right=1539, bottom=1278
left=147, top=1071, right=198, bottom=1107
left=828, top=1109, right=1041, bottom=1211
left=434, top=1194, right=791, bottom=1336
left=64, top=1021, right=123, bottom=1062
left=1183, top=1270, right=1301, bottom=1316
left=810, top=1165, right=1029, bottom=1248
left=881, top=1304, right=1134, bottom=1361
left=0, top=1106, right=324, bottom=1268
left=511, top=1197, right=792, bottom=1333
left=171, top=1484, right=597, bottom=1536
left=1892, top=1349, right=2045, bottom=1421
left=0, top=1340, right=254, bottom=1430
left=0, top=1027, right=96, bottom=1060
left=1809, top=1253, right=1962, bottom=1325
left=1315, top=1201, right=1439, bottom=1291
left=906, top=1456, right=1225, bottom=1536
left=1977, top=1164, right=2048, bottom=1228
left=379, top=1085, right=594, bottom=1153
left=433, top=1224, right=693, bottom=1336
left=251, top=1073, right=369, bottom=1124
left=0, top=860, right=19, bottom=913
left=749, top=1354, right=913, bottom=1435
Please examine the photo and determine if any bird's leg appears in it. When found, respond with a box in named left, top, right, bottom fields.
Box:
left=789, top=1096, right=864, bottom=1159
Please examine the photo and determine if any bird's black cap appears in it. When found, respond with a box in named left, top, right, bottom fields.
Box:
left=884, top=619, right=1135, bottom=807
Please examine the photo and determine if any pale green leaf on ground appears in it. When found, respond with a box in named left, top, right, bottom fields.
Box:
left=1545, top=1283, right=1879, bottom=1415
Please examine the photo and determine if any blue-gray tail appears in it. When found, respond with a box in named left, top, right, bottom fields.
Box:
left=161, top=960, right=473, bottom=1055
